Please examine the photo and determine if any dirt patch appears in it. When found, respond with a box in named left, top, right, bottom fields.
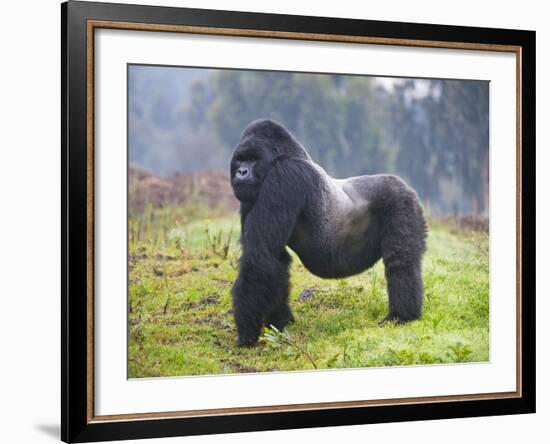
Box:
left=186, top=293, right=221, bottom=309
left=155, top=254, right=176, bottom=261
left=193, top=315, right=232, bottom=330
left=222, top=360, right=259, bottom=373
left=298, top=287, right=318, bottom=302
left=171, top=264, right=193, bottom=276
left=201, top=294, right=220, bottom=305
left=129, top=250, right=148, bottom=262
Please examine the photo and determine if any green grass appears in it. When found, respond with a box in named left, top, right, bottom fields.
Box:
left=128, top=207, right=489, bottom=378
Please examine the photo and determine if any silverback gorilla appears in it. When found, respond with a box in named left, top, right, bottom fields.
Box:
left=230, top=119, right=427, bottom=346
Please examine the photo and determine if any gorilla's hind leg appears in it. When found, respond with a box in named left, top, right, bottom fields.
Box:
left=382, top=262, right=423, bottom=323
left=379, top=191, right=426, bottom=323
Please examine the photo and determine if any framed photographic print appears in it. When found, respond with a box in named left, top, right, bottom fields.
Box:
left=61, top=1, right=536, bottom=442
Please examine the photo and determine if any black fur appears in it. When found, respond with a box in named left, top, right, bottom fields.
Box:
left=230, top=119, right=427, bottom=346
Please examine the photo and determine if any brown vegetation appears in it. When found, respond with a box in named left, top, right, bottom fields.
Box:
left=129, top=165, right=238, bottom=213
left=439, top=214, right=489, bottom=232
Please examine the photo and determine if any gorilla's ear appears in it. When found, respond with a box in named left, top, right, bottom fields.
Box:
left=243, top=119, right=312, bottom=161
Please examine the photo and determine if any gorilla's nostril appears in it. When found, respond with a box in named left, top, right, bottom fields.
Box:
left=237, top=167, right=249, bottom=178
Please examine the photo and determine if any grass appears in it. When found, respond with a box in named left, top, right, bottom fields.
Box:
left=128, top=205, right=489, bottom=378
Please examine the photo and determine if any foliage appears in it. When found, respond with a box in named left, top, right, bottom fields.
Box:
left=129, top=66, right=489, bottom=215
left=261, top=326, right=318, bottom=369
left=387, top=80, right=489, bottom=213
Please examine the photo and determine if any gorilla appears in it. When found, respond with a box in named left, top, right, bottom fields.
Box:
left=230, top=119, right=427, bottom=346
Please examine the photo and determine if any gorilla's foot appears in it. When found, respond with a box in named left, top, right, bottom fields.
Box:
left=266, top=304, right=294, bottom=331
left=237, top=334, right=260, bottom=347
left=235, top=316, right=263, bottom=347
left=379, top=313, right=418, bottom=326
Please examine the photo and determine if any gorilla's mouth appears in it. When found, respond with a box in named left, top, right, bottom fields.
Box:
left=231, top=182, right=258, bottom=203
left=231, top=176, right=255, bottom=186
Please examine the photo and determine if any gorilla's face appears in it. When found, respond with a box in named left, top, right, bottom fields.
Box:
left=230, top=140, right=274, bottom=204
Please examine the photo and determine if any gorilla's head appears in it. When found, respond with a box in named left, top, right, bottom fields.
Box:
left=230, top=119, right=311, bottom=203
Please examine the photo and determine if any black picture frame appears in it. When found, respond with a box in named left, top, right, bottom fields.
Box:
left=61, top=1, right=536, bottom=442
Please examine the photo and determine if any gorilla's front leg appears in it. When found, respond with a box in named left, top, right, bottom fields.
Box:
left=232, top=254, right=291, bottom=346
left=266, top=303, right=294, bottom=331
left=232, top=274, right=271, bottom=347
left=231, top=160, right=305, bottom=346
left=265, top=251, right=294, bottom=331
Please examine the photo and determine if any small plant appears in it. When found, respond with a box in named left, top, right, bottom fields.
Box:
left=379, top=347, right=417, bottom=366
left=261, top=326, right=318, bottom=369
left=447, top=341, right=472, bottom=362
left=168, top=226, right=187, bottom=250
left=429, top=311, right=445, bottom=330
left=204, top=221, right=234, bottom=259
left=325, top=353, right=340, bottom=368
left=161, top=250, right=171, bottom=315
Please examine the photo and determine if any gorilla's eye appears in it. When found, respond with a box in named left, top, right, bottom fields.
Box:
left=236, top=149, right=260, bottom=162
